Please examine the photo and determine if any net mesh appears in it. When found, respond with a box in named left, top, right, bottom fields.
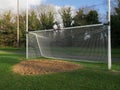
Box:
left=28, top=24, right=108, bottom=62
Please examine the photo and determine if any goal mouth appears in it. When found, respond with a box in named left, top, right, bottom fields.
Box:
left=28, top=24, right=108, bottom=63
left=12, top=59, right=81, bottom=75
left=25, top=0, right=111, bottom=70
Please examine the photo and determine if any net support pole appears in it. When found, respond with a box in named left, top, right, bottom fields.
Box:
left=35, top=34, right=44, bottom=56
left=108, top=0, right=112, bottom=70
left=17, top=0, right=20, bottom=48
left=26, top=0, right=28, bottom=59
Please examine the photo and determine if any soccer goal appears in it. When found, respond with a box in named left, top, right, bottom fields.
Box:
left=28, top=24, right=108, bottom=62
left=26, top=0, right=111, bottom=70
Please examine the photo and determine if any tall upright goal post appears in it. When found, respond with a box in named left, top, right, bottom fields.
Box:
left=26, top=0, right=28, bottom=59
left=108, top=0, right=112, bottom=70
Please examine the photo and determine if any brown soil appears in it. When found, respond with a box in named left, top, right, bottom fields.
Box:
left=12, top=60, right=81, bottom=75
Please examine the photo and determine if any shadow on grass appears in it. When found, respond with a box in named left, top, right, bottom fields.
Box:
left=0, top=48, right=25, bottom=66
left=0, top=57, right=20, bottom=66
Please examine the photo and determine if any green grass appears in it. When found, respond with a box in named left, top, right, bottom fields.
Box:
left=112, top=48, right=120, bottom=58
left=0, top=48, right=120, bottom=90
left=0, top=48, right=25, bottom=57
left=47, top=47, right=120, bottom=58
left=51, top=47, right=107, bottom=55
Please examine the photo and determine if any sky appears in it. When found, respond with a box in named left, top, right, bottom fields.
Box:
left=0, top=0, right=44, bottom=12
left=44, top=0, right=107, bottom=8
left=45, top=0, right=108, bottom=14
left=0, top=0, right=108, bottom=13
left=0, top=0, right=108, bottom=22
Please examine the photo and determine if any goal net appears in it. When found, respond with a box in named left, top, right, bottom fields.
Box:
left=28, top=24, right=108, bottom=62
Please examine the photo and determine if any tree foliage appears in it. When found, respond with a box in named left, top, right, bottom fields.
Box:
left=0, top=11, right=16, bottom=47
left=36, top=4, right=54, bottom=29
left=60, top=7, right=72, bottom=27
left=0, top=2, right=119, bottom=48
left=19, top=13, right=26, bottom=47
left=39, top=11, right=54, bottom=29
left=86, top=10, right=99, bottom=24
left=28, top=10, right=40, bottom=31
left=73, top=9, right=99, bottom=26
left=111, top=0, right=120, bottom=47
left=73, top=9, right=87, bottom=26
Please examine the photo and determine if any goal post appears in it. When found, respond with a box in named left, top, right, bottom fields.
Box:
left=26, top=0, right=28, bottom=59
left=28, top=24, right=108, bottom=62
left=108, top=0, right=111, bottom=70
left=26, top=0, right=112, bottom=70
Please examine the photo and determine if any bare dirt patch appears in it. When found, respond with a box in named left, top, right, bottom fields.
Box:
left=13, top=60, right=81, bottom=75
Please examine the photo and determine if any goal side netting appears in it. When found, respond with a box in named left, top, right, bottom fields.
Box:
left=28, top=24, right=108, bottom=62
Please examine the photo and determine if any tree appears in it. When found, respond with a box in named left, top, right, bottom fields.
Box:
left=18, top=13, right=26, bottom=47
left=86, top=10, right=99, bottom=24
left=73, top=9, right=87, bottom=26
left=111, top=0, right=120, bottom=47
left=0, top=11, right=16, bottom=47
left=0, top=16, right=4, bottom=46
left=60, top=7, right=72, bottom=27
left=28, top=10, right=41, bottom=31
left=39, top=11, right=54, bottom=29
left=36, top=4, right=54, bottom=30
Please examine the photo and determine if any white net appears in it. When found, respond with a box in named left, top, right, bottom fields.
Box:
left=28, top=24, right=108, bottom=62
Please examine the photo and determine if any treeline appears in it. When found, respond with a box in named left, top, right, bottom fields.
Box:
left=111, top=0, right=120, bottom=47
left=0, top=5, right=100, bottom=47
left=0, top=0, right=120, bottom=48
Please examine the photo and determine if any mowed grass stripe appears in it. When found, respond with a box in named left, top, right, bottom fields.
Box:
left=0, top=48, right=120, bottom=90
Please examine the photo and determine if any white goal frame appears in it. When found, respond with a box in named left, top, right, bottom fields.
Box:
left=26, top=0, right=112, bottom=70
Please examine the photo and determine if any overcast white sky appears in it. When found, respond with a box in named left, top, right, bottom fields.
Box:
left=0, top=0, right=45, bottom=12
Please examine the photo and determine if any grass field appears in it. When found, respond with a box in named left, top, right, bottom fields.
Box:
left=40, top=47, right=120, bottom=59
left=112, top=48, right=120, bottom=58
left=0, top=48, right=120, bottom=90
